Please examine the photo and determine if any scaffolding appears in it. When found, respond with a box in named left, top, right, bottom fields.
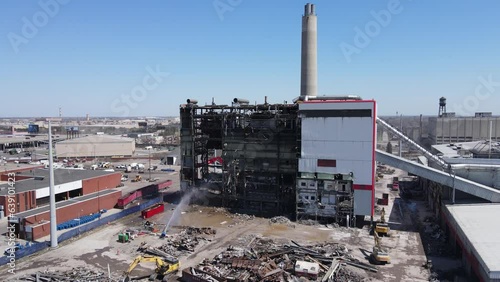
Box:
left=180, top=100, right=299, bottom=216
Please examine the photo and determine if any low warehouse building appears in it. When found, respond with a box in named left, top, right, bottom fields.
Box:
left=443, top=204, right=500, bottom=281
left=9, top=189, right=121, bottom=240
left=55, top=135, right=135, bottom=158
left=0, top=168, right=121, bottom=216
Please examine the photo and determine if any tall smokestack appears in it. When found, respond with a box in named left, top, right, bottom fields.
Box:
left=300, top=3, right=318, bottom=99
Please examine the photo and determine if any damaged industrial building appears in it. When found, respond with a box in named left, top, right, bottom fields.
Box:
left=179, top=95, right=376, bottom=226
left=179, top=3, right=376, bottom=225
left=180, top=98, right=299, bottom=216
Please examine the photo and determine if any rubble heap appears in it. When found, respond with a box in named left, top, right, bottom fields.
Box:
left=269, top=216, right=295, bottom=228
left=182, top=237, right=371, bottom=282
left=156, top=227, right=216, bottom=257
left=19, top=267, right=119, bottom=282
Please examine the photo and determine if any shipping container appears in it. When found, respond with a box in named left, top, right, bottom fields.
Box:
left=141, top=204, right=164, bottom=219
left=116, top=190, right=142, bottom=208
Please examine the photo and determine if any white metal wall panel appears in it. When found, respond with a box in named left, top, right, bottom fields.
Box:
left=299, top=101, right=375, bottom=184
left=35, top=180, right=82, bottom=199
left=301, top=140, right=373, bottom=160
left=354, top=190, right=372, bottom=215
left=301, top=118, right=372, bottom=142
left=299, top=101, right=376, bottom=216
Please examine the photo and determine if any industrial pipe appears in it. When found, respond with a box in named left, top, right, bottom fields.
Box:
left=186, top=99, right=198, bottom=104
left=233, top=98, right=249, bottom=104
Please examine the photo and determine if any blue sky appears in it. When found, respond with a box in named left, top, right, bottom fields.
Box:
left=1, top=0, right=500, bottom=117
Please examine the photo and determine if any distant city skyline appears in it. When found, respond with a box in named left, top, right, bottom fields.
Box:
left=1, top=0, right=500, bottom=117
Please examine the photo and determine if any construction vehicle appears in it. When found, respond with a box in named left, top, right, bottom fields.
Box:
left=131, top=175, right=142, bottom=182
left=392, top=176, right=399, bottom=191
left=118, top=232, right=130, bottom=243
left=118, top=231, right=137, bottom=243
left=123, top=255, right=179, bottom=282
left=144, top=221, right=157, bottom=232
left=370, top=230, right=391, bottom=265
left=375, top=207, right=390, bottom=236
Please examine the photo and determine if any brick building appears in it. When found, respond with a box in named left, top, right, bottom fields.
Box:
left=0, top=168, right=122, bottom=240
left=0, top=168, right=121, bottom=216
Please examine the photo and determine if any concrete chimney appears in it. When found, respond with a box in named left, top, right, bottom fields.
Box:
left=300, top=3, right=318, bottom=99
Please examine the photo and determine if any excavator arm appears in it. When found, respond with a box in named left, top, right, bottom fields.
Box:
left=124, top=255, right=179, bottom=282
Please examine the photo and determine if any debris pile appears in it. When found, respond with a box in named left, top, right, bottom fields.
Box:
left=421, top=220, right=448, bottom=256
left=231, top=213, right=255, bottom=221
left=19, top=267, right=119, bottom=282
left=227, top=213, right=256, bottom=228
left=377, top=165, right=395, bottom=175
left=269, top=216, right=295, bottom=228
left=182, top=237, right=370, bottom=282
left=297, top=219, right=320, bottom=226
left=155, top=227, right=216, bottom=257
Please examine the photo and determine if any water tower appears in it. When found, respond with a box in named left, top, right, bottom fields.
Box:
left=438, top=97, right=447, bottom=117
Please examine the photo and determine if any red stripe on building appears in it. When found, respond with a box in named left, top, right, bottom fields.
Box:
left=317, top=159, right=336, bottom=167
left=371, top=100, right=376, bottom=217
left=353, top=184, right=372, bottom=191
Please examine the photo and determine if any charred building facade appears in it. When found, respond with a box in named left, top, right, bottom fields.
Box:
left=180, top=99, right=299, bottom=216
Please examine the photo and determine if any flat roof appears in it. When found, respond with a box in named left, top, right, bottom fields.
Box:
left=0, top=163, right=44, bottom=172
left=0, top=168, right=119, bottom=196
left=13, top=189, right=119, bottom=219
left=432, top=144, right=462, bottom=158
left=446, top=204, right=500, bottom=279
left=0, top=135, right=49, bottom=145
left=57, top=135, right=134, bottom=145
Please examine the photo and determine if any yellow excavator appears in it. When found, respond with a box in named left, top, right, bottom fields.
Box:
left=375, top=207, right=390, bottom=236
left=131, top=175, right=142, bottom=182
left=123, top=255, right=179, bottom=282
left=371, top=230, right=391, bottom=265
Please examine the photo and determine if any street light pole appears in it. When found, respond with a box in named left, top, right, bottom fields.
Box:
left=97, top=180, right=100, bottom=214
left=48, top=120, right=58, bottom=248
left=148, top=148, right=152, bottom=181
left=399, top=114, right=403, bottom=157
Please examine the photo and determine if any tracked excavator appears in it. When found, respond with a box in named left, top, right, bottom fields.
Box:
left=123, top=255, right=179, bottom=282
left=375, top=207, right=390, bottom=236
left=370, top=230, right=391, bottom=265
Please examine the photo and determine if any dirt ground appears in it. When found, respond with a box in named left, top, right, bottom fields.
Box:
left=1, top=167, right=437, bottom=282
